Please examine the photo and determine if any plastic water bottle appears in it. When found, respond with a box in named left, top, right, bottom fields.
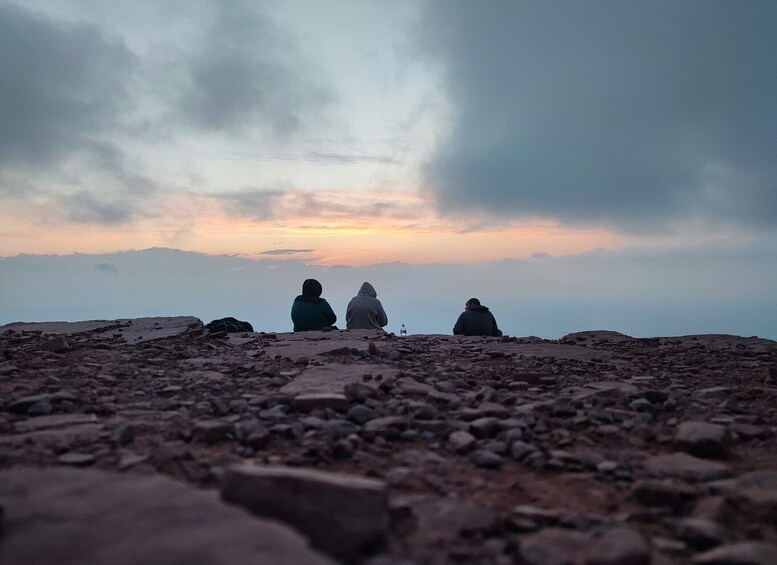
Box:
left=400, top=324, right=407, bottom=337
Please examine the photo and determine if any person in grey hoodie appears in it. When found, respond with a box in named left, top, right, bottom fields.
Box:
left=346, top=282, right=388, bottom=330
left=453, top=298, right=503, bottom=337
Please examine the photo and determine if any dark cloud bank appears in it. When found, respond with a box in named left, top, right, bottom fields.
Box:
left=419, top=1, right=777, bottom=231
left=0, top=2, right=330, bottom=225
left=0, top=3, right=157, bottom=224
left=2, top=247, right=776, bottom=339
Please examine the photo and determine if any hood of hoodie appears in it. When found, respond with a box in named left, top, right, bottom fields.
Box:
left=467, top=305, right=490, bottom=312
left=357, top=282, right=377, bottom=298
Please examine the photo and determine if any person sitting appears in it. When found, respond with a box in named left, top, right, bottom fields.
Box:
left=453, top=298, right=503, bottom=337
left=291, top=279, right=337, bottom=332
left=346, top=282, right=388, bottom=330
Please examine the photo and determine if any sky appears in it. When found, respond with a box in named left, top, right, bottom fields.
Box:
left=1, top=1, right=776, bottom=337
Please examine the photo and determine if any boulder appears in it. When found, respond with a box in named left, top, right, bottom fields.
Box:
left=0, top=467, right=332, bottom=565
left=221, top=464, right=388, bottom=561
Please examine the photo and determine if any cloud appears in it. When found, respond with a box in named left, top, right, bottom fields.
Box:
left=418, top=1, right=777, bottom=232
left=216, top=189, right=286, bottom=221
left=259, top=249, right=315, bottom=256
left=0, top=4, right=156, bottom=224
left=0, top=4, right=135, bottom=168
left=62, top=191, right=136, bottom=226
left=94, top=262, right=119, bottom=274
left=215, top=189, right=423, bottom=222
left=177, top=2, right=331, bottom=139
left=223, top=151, right=398, bottom=165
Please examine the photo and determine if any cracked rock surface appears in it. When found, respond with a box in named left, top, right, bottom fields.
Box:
left=1, top=319, right=776, bottom=564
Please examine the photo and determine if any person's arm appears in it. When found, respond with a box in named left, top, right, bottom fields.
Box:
left=323, top=299, right=337, bottom=325
left=377, top=301, right=388, bottom=327
left=453, top=313, right=465, bottom=335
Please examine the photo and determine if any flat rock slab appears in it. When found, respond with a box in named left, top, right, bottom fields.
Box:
left=261, top=334, right=377, bottom=361
left=0, top=423, right=104, bottom=446
left=0, top=320, right=122, bottom=335
left=485, top=342, right=617, bottom=362
left=0, top=467, right=332, bottom=565
left=642, top=452, right=731, bottom=482
left=221, top=464, right=388, bottom=561
left=14, top=413, right=98, bottom=432
left=280, top=363, right=398, bottom=395
left=0, top=316, right=202, bottom=343
left=694, top=541, right=777, bottom=564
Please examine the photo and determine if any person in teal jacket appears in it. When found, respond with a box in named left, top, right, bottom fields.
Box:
left=291, top=279, right=337, bottom=332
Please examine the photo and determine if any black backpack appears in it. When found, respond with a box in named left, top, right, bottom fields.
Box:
left=205, top=317, right=254, bottom=334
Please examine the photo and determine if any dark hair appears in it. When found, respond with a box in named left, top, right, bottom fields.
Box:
left=302, top=279, right=323, bottom=298
left=466, top=297, right=481, bottom=308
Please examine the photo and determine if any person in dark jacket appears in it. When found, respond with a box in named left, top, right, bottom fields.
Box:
left=453, top=298, right=503, bottom=337
left=291, top=279, right=337, bottom=332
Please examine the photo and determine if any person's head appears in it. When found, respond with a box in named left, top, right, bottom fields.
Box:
left=358, top=281, right=377, bottom=298
left=302, top=279, right=323, bottom=298
left=465, top=297, right=481, bottom=309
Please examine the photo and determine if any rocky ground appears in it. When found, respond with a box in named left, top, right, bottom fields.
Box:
left=1, top=317, right=776, bottom=564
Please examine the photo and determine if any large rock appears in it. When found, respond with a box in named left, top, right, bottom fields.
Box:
left=280, top=363, right=397, bottom=395
left=221, top=464, right=388, bottom=561
left=675, top=421, right=727, bottom=458
left=719, top=471, right=777, bottom=523
left=0, top=316, right=202, bottom=343
left=0, top=467, right=332, bottom=565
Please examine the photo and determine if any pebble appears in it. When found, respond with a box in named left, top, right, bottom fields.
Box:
left=469, top=449, right=503, bottom=469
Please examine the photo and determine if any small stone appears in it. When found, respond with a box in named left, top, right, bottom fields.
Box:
left=632, top=479, right=696, bottom=509
left=191, top=420, right=231, bottom=444
left=293, top=393, right=348, bottom=413
left=58, top=453, right=95, bottom=466
left=247, top=428, right=271, bottom=449
left=319, top=419, right=360, bottom=438
left=462, top=402, right=510, bottom=420
left=585, top=526, right=650, bottom=565
left=469, top=449, right=503, bottom=469
left=111, top=424, right=135, bottom=446
left=362, top=416, right=407, bottom=440
left=41, top=336, right=70, bottom=352
left=597, top=461, right=618, bottom=473
left=510, top=440, right=537, bottom=462
left=694, top=542, right=777, bottom=565
left=448, top=430, right=476, bottom=454
left=27, top=399, right=53, bottom=416
left=693, top=496, right=734, bottom=524
left=469, top=417, right=501, bottom=438
left=677, top=518, right=728, bottom=551
left=347, top=404, right=378, bottom=424
left=637, top=389, right=669, bottom=404
left=696, top=386, right=731, bottom=400
left=675, top=422, right=727, bottom=458
left=344, top=382, right=380, bottom=402
left=5, top=394, right=51, bottom=414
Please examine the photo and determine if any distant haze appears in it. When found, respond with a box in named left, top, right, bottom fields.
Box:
left=2, top=247, right=776, bottom=340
